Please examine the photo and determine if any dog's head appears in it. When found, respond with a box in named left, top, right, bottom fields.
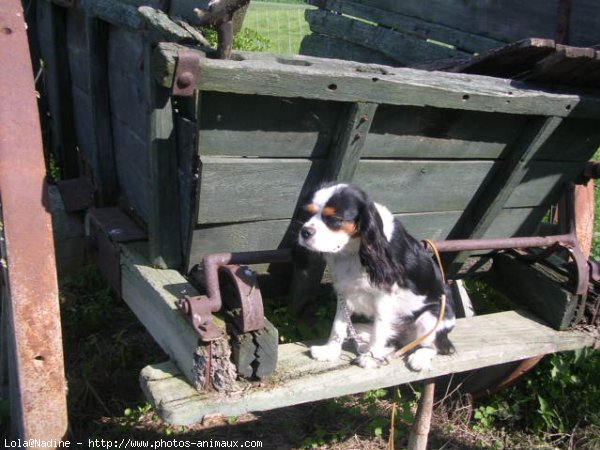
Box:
left=297, top=183, right=402, bottom=289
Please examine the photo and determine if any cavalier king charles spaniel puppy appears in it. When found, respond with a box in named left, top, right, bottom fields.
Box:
left=297, top=183, right=455, bottom=370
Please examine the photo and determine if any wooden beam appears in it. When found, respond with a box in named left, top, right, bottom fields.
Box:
left=153, top=44, right=600, bottom=119
left=144, top=43, right=182, bottom=269
left=445, top=116, right=563, bottom=273
left=85, top=17, right=118, bottom=206
left=140, top=310, right=597, bottom=425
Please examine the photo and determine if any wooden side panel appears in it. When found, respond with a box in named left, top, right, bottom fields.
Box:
left=307, top=0, right=504, bottom=54
left=300, top=33, right=399, bottom=66
left=197, top=93, right=341, bottom=158
left=305, top=9, right=467, bottom=67
left=363, top=105, right=526, bottom=159
left=353, top=0, right=600, bottom=49
left=108, top=26, right=149, bottom=220
left=196, top=157, right=325, bottom=224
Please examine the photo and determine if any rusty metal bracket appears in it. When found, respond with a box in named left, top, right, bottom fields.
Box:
left=179, top=249, right=292, bottom=342
left=172, top=50, right=200, bottom=96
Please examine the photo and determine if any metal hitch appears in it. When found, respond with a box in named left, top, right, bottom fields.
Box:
left=178, top=249, right=292, bottom=342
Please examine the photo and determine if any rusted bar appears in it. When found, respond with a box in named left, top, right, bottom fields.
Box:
left=0, top=0, right=68, bottom=441
left=431, top=233, right=577, bottom=253
left=179, top=249, right=292, bottom=341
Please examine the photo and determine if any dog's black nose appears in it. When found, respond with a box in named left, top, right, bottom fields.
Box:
left=300, top=226, right=316, bottom=239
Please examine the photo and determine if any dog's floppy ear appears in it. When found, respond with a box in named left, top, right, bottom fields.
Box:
left=357, top=200, right=403, bottom=290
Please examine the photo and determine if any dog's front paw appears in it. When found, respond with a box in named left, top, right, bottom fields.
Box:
left=407, top=348, right=437, bottom=371
left=310, top=343, right=341, bottom=362
left=354, top=353, right=383, bottom=369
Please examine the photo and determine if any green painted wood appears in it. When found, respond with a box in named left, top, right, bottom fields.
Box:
left=197, top=92, right=341, bottom=158
left=325, top=103, right=378, bottom=181
left=305, top=9, right=468, bottom=67
left=150, top=45, right=600, bottom=119
left=486, top=252, right=584, bottom=330
left=309, top=0, right=504, bottom=54
left=107, top=26, right=150, bottom=220
left=194, top=157, right=581, bottom=226
left=86, top=17, right=119, bottom=206
left=353, top=0, right=600, bottom=49
left=140, top=310, right=597, bottom=425
left=446, top=116, right=563, bottom=272
left=176, top=116, right=199, bottom=270
left=165, top=46, right=600, bottom=117
left=536, top=118, right=600, bottom=161
left=144, top=43, right=182, bottom=269
left=196, top=157, right=325, bottom=224
left=300, top=33, right=399, bottom=66
left=36, top=0, right=79, bottom=178
left=363, top=105, right=526, bottom=159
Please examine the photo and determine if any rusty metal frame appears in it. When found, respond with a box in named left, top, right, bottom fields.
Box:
left=179, top=250, right=292, bottom=341
left=0, top=0, right=68, bottom=440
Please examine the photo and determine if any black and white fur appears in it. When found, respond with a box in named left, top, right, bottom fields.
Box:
left=297, top=183, right=455, bottom=371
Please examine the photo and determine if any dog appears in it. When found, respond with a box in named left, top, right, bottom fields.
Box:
left=297, top=183, right=455, bottom=370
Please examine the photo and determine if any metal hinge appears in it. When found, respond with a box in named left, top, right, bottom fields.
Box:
left=172, top=50, right=201, bottom=97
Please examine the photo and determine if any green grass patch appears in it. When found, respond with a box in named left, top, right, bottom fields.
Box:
left=242, top=2, right=313, bottom=54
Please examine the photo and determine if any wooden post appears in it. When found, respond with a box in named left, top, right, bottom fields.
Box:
left=407, top=381, right=435, bottom=450
left=145, top=43, right=183, bottom=269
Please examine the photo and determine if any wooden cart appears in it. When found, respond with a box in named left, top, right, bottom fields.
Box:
left=4, top=0, right=600, bottom=445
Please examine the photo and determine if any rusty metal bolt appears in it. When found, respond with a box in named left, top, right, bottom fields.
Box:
left=176, top=71, right=194, bottom=90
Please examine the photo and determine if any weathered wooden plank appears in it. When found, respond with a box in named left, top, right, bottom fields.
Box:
left=177, top=116, right=199, bottom=263
left=120, top=243, right=201, bottom=385
left=196, top=157, right=325, bottom=224
left=536, top=117, right=600, bottom=161
left=363, top=105, right=526, bottom=159
left=306, top=9, right=467, bottom=67
left=445, top=116, right=563, bottom=272
left=308, top=0, right=504, bottom=54
left=144, top=43, right=182, bottom=269
left=197, top=92, right=341, bottom=158
left=86, top=17, right=119, bottom=206
left=300, top=33, right=399, bottom=66
left=111, top=117, right=150, bottom=221
left=195, top=157, right=581, bottom=226
left=506, top=160, right=586, bottom=208
left=80, top=0, right=142, bottom=29
left=354, top=0, right=600, bottom=49
left=36, top=0, right=79, bottom=177
left=520, top=45, right=600, bottom=86
left=324, top=102, right=378, bottom=181
left=108, top=26, right=146, bottom=134
left=442, top=38, right=557, bottom=79
left=65, top=7, right=91, bottom=94
left=486, top=252, right=585, bottom=330
left=154, top=44, right=600, bottom=118
left=140, top=310, right=597, bottom=425
left=138, top=6, right=210, bottom=47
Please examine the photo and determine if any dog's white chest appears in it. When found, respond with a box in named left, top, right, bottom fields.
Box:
left=326, top=253, right=427, bottom=319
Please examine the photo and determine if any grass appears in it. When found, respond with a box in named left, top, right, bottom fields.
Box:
left=241, top=2, right=312, bottom=55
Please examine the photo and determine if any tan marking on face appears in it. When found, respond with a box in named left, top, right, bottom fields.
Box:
left=322, top=206, right=337, bottom=217
left=304, top=203, right=318, bottom=214
left=339, top=220, right=357, bottom=236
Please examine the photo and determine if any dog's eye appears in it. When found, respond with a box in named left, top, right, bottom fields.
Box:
left=324, top=216, right=344, bottom=229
